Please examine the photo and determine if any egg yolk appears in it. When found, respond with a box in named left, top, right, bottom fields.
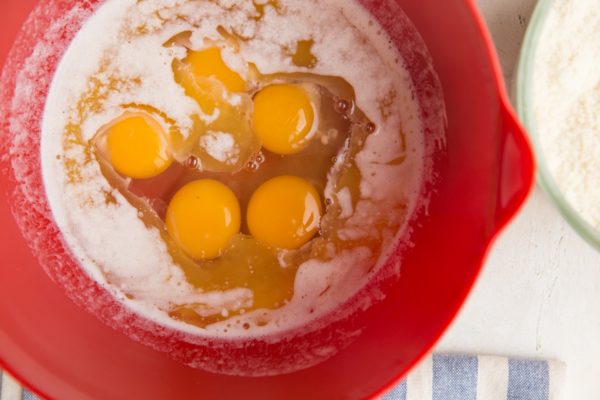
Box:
left=186, top=47, right=246, bottom=93
left=166, top=179, right=241, bottom=260
left=247, top=175, right=322, bottom=249
left=252, top=84, right=316, bottom=155
left=106, top=114, right=172, bottom=179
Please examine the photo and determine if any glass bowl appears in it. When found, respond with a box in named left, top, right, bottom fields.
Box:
left=515, top=0, right=600, bottom=251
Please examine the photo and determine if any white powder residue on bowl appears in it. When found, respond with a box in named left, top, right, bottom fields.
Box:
left=533, top=0, right=600, bottom=229
left=41, top=0, right=427, bottom=339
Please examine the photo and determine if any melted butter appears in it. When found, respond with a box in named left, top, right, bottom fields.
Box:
left=291, top=39, right=318, bottom=69
left=216, top=26, right=244, bottom=51
left=253, top=0, right=280, bottom=21
left=163, top=30, right=192, bottom=48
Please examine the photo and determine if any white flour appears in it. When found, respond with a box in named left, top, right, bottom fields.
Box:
left=533, top=0, right=600, bottom=229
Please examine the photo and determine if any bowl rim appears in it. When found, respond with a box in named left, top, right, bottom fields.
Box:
left=515, top=0, right=600, bottom=251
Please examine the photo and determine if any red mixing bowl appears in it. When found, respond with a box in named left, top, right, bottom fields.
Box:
left=0, top=0, right=534, bottom=399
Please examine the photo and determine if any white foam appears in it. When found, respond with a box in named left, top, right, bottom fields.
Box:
left=41, top=0, right=425, bottom=338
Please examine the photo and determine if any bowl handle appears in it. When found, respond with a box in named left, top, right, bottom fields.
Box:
left=494, top=100, right=535, bottom=230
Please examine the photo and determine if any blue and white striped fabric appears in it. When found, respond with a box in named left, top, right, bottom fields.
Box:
left=382, top=355, right=565, bottom=400
left=0, top=373, right=37, bottom=400
left=1, top=354, right=565, bottom=400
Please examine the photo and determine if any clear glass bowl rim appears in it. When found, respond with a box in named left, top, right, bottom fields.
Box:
left=515, top=0, right=600, bottom=251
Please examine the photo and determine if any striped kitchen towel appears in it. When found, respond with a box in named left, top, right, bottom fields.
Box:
left=382, top=354, right=565, bottom=400
left=1, top=354, right=565, bottom=400
left=0, top=373, right=36, bottom=400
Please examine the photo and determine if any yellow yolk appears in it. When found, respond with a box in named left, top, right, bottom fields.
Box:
left=166, top=179, right=241, bottom=260
left=252, top=84, right=316, bottom=155
left=186, top=47, right=246, bottom=93
left=105, top=114, right=172, bottom=179
left=247, top=175, right=322, bottom=249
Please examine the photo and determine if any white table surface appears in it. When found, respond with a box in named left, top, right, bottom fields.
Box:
left=435, top=1, right=600, bottom=399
